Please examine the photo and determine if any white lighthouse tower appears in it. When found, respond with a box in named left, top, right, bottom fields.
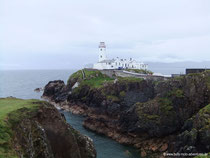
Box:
left=93, top=42, right=148, bottom=70
left=98, top=42, right=107, bottom=62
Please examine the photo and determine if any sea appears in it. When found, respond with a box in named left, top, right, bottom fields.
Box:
left=0, top=70, right=140, bottom=158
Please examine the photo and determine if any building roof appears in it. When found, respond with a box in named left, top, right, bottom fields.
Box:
left=98, top=59, right=115, bottom=63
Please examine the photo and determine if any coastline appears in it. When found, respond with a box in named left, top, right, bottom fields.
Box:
left=43, top=95, right=173, bottom=158
left=41, top=69, right=210, bottom=158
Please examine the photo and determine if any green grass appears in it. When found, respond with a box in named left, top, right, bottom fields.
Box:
left=0, top=98, right=40, bottom=120
left=0, top=98, right=42, bottom=158
left=106, top=95, right=120, bottom=102
left=205, top=76, right=210, bottom=90
left=82, top=77, right=114, bottom=88
left=198, top=104, right=210, bottom=130
left=117, top=77, right=144, bottom=83
left=135, top=101, right=160, bottom=123
left=83, top=73, right=144, bottom=88
left=67, top=70, right=83, bottom=85
left=158, top=98, right=173, bottom=115
left=194, top=153, right=210, bottom=158
left=69, top=69, right=146, bottom=90
left=199, top=104, right=210, bottom=114
left=167, top=88, right=184, bottom=98
left=69, top=69, right=115, bottom=89
left=83, top=69, right=103, bottom=78
left=126, top=69, right=153, bottom=75
left=119, top=91, right=126, bottom=97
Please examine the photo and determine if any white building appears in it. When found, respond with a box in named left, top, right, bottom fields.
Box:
left=93, top=42, right=148, bottom=70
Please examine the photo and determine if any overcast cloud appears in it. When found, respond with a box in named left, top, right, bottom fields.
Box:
left=0, top=0, right=210, bottom=69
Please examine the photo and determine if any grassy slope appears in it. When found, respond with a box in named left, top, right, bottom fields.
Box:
left=69, top=69, right=145, bottom=90
left=83, top=70, right=113, bottom=88
left=0, top=98, right=42, bottom=158
left=126, top=69, right=153, bottom=75
left=69, top=69, right=114, bottom=88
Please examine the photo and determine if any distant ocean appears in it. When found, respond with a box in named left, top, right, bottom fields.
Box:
left=148, top=61, right=210, bottom=75
left=0, top=70, right=140, bottom=158
left=150, top=67, right=185, bottom=75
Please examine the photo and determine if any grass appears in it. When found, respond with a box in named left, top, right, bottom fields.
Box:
left=119, top=91, right=126, bottom=97
left=69, top=69, right=115, bottom=89
left=198, top=104, right=210, bottom=130
left=84, top=69, right=103, bottom=78
left=158, top=98, right=174, bottom=115
left=205, top=76, right=210, bottom=90
left=69, top=69, right=146, bottom=89
left=0, top=98, right=42, bottom=158
left=194, top=153, right=210, bottom=158
left=70, top=70, right=145, bottom=99
left=167, top=88, right=184, bottom=98
left=82, top=77, right=113, bottom=88
left=117, top=77, right=144, bottom=83
left=199, top=104, right=210, bottom=114
left=83, top=69, right=114, bottom=88
left=107, top=95, right=120, bottom=102
left=126, top=69, right=153, bottom=75
left=67, top=70, right=83, bottom=85
left=135, top=101, right=160, bottom=124
left=0, top=98, right=40, bottom=120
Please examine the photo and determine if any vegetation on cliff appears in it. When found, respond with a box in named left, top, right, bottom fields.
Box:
left=126, top=69, right=153, bottom=75
left=174, top=104, right=210, bottom=156
left=0, top=97, right=96, bottom=158
left=43, top=70, right=210, bottom=157
left=68, top=69, right=144, bottom=89
left=67, top=70, right=145, bottom=104
left=67, top=69, right=114, bottom=88
left=69, top=71, right=146, bottom=106
left=0, top=98, right=41, bottom=158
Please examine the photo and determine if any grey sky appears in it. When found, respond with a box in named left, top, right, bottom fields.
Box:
left=0, top=0, right=210, bottom=69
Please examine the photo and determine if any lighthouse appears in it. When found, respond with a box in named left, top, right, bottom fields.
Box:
left=93, top=42, right=148, bottom=70
left=98, top=42, right=107, bottom=62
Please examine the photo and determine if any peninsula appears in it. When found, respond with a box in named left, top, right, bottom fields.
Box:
left=43, top=69, right=210, bottom=157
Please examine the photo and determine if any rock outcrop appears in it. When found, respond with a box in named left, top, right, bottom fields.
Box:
left=43, top=69, right=210, bottom=157
left=6, top=99, right=96, bottom=158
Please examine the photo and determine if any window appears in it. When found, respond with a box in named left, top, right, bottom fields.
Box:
left=100, top=55, right=102, bottom=58
left=100, top=49, right=102, bottom=51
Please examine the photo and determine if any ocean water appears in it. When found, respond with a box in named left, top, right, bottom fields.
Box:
left=0, top=70, right=140, bottom=158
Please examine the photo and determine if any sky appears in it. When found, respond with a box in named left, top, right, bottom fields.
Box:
left=0, top=0, right=210, bottom=70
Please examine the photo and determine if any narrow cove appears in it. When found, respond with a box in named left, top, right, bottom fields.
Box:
left=62, top=111, right=140, bottom=158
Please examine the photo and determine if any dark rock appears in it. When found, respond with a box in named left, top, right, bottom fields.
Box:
left=43, top=80, right=68, bottom=102
left=42, top=70, right=210, bottom=157
left=10, top=101, right=96, bottom=158
left=171, top=104, right=210, bottom=153
left=34, top=87, right=43, bottom=92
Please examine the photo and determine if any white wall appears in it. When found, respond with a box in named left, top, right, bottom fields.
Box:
left=98, top=48, right=107, bottom=62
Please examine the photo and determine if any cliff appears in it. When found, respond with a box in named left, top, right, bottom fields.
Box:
left=43, top=69, right=210, bottom=157
left=0, top=97, right=96, bottom=158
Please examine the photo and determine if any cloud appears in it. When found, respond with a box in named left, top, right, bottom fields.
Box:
left=0, top=0, right=210, bottom=69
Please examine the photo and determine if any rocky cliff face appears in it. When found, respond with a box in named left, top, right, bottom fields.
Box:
left=8, top=100, right=96, bottom=158
left=43, top=70, right=210, bottom=157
